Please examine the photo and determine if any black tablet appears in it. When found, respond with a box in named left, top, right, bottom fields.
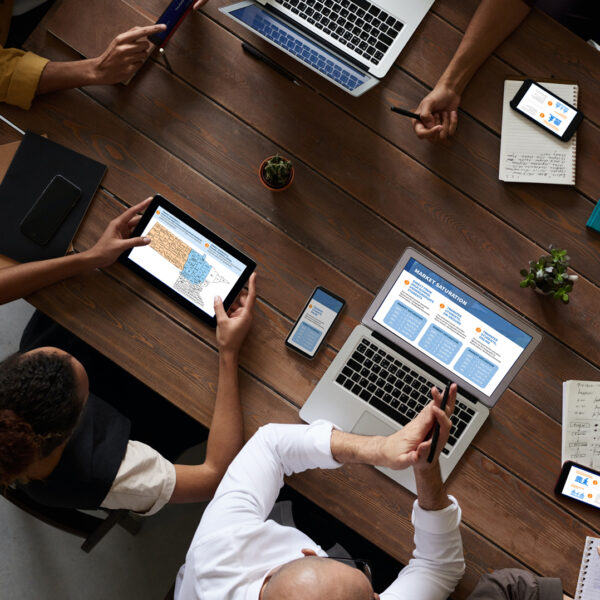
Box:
left=120, top=195, right=256, bottom=327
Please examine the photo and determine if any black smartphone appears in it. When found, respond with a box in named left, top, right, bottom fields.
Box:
left=20, top=175, right=81, bottom=246
left=285, top=286, right=345, bottom=359
left=148, top=0, right=195, bottom=46
left=509, top=79, right=583, bottom=142
left=555, top=461, right=600, bottom=509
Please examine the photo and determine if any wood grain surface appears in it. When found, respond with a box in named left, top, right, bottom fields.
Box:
left=2, top=0, right=599, bottom=596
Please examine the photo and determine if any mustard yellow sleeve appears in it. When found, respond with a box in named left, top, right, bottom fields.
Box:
left=0, top=46, right=49, bottom=110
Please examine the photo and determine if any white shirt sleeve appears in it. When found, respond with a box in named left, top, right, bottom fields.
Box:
left=197, top=421, right=342, bottom=537
left=381, top=496, right=465, bottom=600
left=100, top=440, right=176, bottom=516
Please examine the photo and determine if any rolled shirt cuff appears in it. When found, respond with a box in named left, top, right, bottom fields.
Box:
left=6, top=51, right=49, bottom=109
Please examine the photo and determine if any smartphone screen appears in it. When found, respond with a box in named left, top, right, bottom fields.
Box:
left=510, top=80, right=583, bottom=141
left=20, top=175, right=81, bottom=246
left=286, top=287, right=345, bottom=359
left=149, top=0, right=195, bottom=46
left=557, top=462, right=600, bottom=509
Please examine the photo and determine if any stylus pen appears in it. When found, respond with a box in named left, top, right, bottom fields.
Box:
left=159, top=48, right=174, bottom=73
left=426, top=381, right=453, bottom=464
left=390, top=106, right=421, bottom=120
left=241, top=42, right=301, bottom=86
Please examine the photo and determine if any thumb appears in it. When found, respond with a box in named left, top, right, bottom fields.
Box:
left=420, top=111, right=437, bottom=129
left=126, top=236, right=151, bottom=249
left=214, top=296, right=228, bottom=323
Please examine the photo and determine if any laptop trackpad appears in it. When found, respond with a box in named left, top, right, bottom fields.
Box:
left=351, top=411, right=397, bottom=437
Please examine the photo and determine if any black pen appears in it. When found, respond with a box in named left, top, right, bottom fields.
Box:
left=426, top=381, right=453, bottom=463
left=242, top=42, right=300, bottom=86
left=391, top=106, right=421, bottom=120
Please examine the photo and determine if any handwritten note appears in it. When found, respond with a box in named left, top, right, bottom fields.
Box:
left=562, top=381, right=600, bottom=468
left=499, top=80, right=577, bottom=185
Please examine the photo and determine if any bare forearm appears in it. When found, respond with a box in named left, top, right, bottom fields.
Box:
left=330, top=430, right=385, bottom=465
left=414, top=464, right=451, bottom=511
left=36, top=59, right=99, bottom=95
left=0, top=251, right=96, bottom=305
left=204, top=351, right=244, bottom=479
left=439, top=0, right=531, bottom=95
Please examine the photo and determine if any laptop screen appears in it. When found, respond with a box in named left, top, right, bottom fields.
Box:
left=227, top=4, right=371, bottom=92
left=372, top=258, right=533, bottom=397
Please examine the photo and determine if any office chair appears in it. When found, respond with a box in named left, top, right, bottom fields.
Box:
left=1, top=485, right=142, bottom=552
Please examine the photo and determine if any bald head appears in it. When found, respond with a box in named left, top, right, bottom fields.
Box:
left=262, top=556, right=374, bottom=600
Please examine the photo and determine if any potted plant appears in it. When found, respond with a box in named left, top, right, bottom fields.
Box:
left=519, top=245, right=578, bottom=304
left=259, top=154, right=294, bottom=191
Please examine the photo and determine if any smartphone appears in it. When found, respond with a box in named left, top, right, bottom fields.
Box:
left=148, top=0, right=195, bottom=47
left=285, top=286, right=345, bottom=359
left=510, top=79, right=583, bottom=142
left=20, top=175, right=81, bottom=246
left=555, top=461, right=600, bottom=509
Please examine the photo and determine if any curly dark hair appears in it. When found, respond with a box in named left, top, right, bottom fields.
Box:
left=0, top=350, right=84, bottom=486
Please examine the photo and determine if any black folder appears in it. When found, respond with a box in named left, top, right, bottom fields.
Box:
left=0, top=132, right=106, bottom=262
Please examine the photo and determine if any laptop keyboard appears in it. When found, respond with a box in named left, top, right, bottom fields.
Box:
left=335, top=338, right=476, bottom=455
left=272, top=0, right=404, bottom=66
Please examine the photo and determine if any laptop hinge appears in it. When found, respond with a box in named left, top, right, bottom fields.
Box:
left=371, top=331, right=480, bottom=406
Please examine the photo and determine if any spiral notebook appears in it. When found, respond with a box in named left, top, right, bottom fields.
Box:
left=576, top=536, right=600, bottom=600
left=499, top=80, right=578, bottom=185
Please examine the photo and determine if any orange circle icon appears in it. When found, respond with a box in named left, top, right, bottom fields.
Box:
left=547, top=100, right=552, bottom=105
left=440, top=303, right=445, bottom=309
left=156, top=210, right=160, bottom=214
left=404, top=280, right=410, bottom=285
left=588, top=493, right=593, bottom=498
left=309, top=304, right=313, bottom=308
left=476, top=327, right=482, bottom=333
left=594, top=480, right=598, bottom=486
left=540, top=113, right=545, bottom=118
left=205, top=243, right=210, bottom=247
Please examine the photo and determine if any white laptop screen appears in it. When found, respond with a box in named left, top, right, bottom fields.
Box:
left=227, top=3, right=371, bottom=92
left=372, top=258, right=533, bottom=397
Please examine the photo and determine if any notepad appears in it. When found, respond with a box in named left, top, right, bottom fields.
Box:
left=499, top=80, right=578, bottom=184
left=575, top=537, right=600, bottom=600
left=562, top=381, right=600, bottom=469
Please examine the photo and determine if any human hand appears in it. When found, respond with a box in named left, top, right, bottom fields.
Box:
left=377, top=384, right=456, bottom=471
left=413, top=83, right=461, bottom=143
left=85, top=197, right=152, bottom=268
left=214, top=273, right=257, bottom=356
left=90, top=25, right=166, bottom=85
left=193, top=0, right=209, bottom=9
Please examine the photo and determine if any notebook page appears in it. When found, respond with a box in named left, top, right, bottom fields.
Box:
left=499, top=80, right=577, bottom=184
left=562, top=381, right=600, bottom=468
left=576, top=537, right=600, bottom=600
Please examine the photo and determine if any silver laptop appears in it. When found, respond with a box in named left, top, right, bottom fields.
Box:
left=220, top=0, right=433, bottom=96
left=300, top=248, right=542, bottom=493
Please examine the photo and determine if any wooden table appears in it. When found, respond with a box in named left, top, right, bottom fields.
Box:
left=1, top=0, right=599, bottom=596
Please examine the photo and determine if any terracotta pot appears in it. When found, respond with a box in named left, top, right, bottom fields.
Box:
left=259, top=156, right=294, bottom=192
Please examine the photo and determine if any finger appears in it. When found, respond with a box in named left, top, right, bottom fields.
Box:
left=439, top=111, right=450, bottom=141
left=448, top=110, right=458, bottom=137
left=244, top=273, right=257, bottom=310
left=214, top=295, right=228, bottom=324
left=122, top=236, right=151, bottom=250
left=414, top=122, right=443, bottom=140
left=446, top=383, right=457, bottom=416
left=115, top=42, right=149, bottom=54
left=116, top=24, right=166, bottom=44
left=227, top=300, right=241, bottom=315
left=127, top=214, right=143, bottom=230
left=193, top=0, right=209, bottom=8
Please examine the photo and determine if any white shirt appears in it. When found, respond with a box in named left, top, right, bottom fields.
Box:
left=174, top=421, right=465, bottom=600
left=100, top=440, right=176, bottom=516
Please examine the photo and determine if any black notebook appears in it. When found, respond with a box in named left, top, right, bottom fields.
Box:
left=0, top=132, right=106, bottom=262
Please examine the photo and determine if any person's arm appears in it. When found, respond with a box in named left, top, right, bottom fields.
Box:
left=0, top=46, right=49, bottom=109
left=413, top=0, right=532, bottom=142
left=0, top=197, right=153, bottom=305
left=35, top=24, right=166, bottom=95
left=169, top=273, right=257, bottom=502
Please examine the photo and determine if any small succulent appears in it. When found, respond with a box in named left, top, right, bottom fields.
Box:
left=520, top=245, right=578, bottom=304
left=262, top=154, right=293, bottom=188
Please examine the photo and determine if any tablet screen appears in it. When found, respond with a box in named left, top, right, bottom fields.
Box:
left=127, top=201, right=250, bottom=318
